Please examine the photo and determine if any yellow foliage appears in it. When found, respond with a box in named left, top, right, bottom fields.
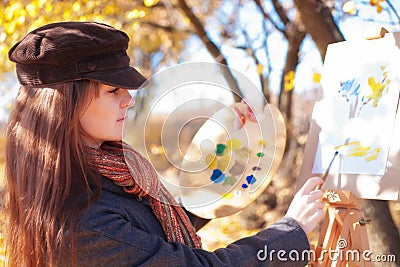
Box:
left=0, top=219, right=5, bottom=266
left=0, top=135, right=5, bottom=164
left=284, top=70, right=295, bottom=91
left=313, top=72, right=321, bottom=83
left=139, top=32, right=163, bottom=53
left=144, top=0, right=159, bottom=7
left=256, top=64, right=264, bottom=75
left=72, top=2, right=81, bottom=12
left=0, top=0, right=197, bottom=74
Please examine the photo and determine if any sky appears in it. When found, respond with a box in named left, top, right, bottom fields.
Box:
left=184, top=0, right=400, bottom=95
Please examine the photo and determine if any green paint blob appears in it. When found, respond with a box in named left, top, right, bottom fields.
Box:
left=216, top=144, right=226, bottom=155
left=223, top=176, right=237, bottom=186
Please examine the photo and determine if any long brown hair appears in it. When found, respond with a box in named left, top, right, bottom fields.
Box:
left=4, top=80, right=100, bottom=266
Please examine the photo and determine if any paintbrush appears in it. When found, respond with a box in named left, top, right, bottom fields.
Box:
left=316, top=150, right=339, bottom=190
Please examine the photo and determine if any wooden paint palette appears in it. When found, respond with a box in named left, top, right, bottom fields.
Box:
left=178, top=101, right=286, bottom=218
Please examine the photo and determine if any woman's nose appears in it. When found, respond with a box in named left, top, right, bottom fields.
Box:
left=121, top=89, right=135, bottom=108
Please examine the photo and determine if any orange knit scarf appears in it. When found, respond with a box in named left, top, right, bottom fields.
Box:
left=86, top=141, right=202, bottom=248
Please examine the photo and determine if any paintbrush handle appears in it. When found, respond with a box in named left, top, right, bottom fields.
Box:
left=316, top=168, right=330, bottom=190
left=316, top=151, right=338, bottom=190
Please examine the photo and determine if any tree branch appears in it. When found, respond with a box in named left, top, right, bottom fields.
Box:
left=386, top=0, right=400, bottom=23
left=140, top=21, right=194, bottom=34
left=253, top=0, right=286, bottom=35
left=240, top=29, right=270, bottom=102
left=178, top=0, right=243, bottom=102
left=294, top=0, right=345, bottom=59
left=260, top=20, right=273, bottom=103
left=271, top=0, right=290, bottom=26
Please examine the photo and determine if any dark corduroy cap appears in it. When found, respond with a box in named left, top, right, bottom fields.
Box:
left=8, top=21, right=147, bottom=89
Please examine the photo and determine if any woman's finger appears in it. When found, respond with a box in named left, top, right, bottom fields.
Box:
left=297, top=177, right=324, bottom=196
left=303, top=202, right=325, bottom=215
left=306, top=190, right=324, bottom=203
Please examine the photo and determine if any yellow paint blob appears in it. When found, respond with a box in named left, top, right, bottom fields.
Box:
left=258, top=139, right=268, bottom=147
left=205, top=154, right=217, bottom=170
left=222, top=193, right=233, bottom=199
left=226, top=138, right=242, bottom=151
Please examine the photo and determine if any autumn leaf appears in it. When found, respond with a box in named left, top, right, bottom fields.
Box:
left=284, top=70, right=295, bottom=91
left=313, top=73, right=321, bottom=83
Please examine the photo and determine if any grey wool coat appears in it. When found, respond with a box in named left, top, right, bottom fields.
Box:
left=68, top=177, right=310, bottom=266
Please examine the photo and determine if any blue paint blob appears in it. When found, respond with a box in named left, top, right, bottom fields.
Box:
left=210, top=169, right=226, bottom=183
left=246, top=174, right=257, bottom=185
left=241, top=183, right=248, bottom=189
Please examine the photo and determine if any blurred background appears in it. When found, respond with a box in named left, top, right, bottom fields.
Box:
left=0, top=0, right=399, bottom=264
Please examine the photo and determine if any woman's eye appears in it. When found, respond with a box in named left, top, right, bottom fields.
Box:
left=109, top=88, right=120, bottom=94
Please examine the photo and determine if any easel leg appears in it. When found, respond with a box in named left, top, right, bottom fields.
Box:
left=308, top=191, right=371, bottom=267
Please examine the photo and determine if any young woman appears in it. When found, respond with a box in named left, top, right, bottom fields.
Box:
left=4, top=21, right=324, bottom=266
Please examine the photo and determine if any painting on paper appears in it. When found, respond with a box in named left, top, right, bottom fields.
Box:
left=312, top=37, right=400, bottom=176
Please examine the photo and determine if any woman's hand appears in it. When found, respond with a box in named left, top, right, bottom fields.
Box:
left=285, top=177, right=325, bottom=234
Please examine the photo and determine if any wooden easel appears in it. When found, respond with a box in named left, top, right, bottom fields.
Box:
left=309, top=190, right=371, bottom=267
left=298, top=28, right=400, bottom=267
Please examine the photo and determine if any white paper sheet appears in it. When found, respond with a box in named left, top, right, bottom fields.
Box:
left=312, top=36, right=400, bottom=176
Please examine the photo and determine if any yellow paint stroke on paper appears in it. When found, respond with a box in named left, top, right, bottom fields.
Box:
left=369, top=0, right=385, bottom=13
left=364, top=66, right=391, bottom=107
left=334, top=141, right=361, bottom=151
left=366, top=77, right=387, bottom=107
left=365, top=148, right=381, bottom=161
left=334, top=141, right=381, bottom=161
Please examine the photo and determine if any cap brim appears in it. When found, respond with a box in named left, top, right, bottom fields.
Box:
left=87, top=66, right=147, bottom=90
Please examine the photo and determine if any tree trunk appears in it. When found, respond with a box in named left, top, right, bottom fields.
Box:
left=294, top=0, right=400, bottom=259
left=364, top=199, right=400, bottom=266
left=293, top=0, right=344, bottom=59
